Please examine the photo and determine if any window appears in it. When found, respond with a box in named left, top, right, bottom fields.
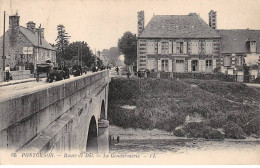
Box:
left=176, top=42, right=184, bottom=54
left=140, top=51, right=146, bottom=54
left=250, top=41, right=256, bottom=53
left=176, top=60, right=184, bottom=63
left=161, top=42, right=169, bottom=54
left=206, top=60, right=212, bottom=67
left=140, top=60, right=146, bottom=62
left=140, top=44, right=146, bottom=46
left=191, top=42, right=199, bottom=54
left=206, top=60, right=213, bottom=72
left=161, top=60, right=169, bottom=72
left=224, top=56, right=231, bottom=67
left=236, top=56, right=243, bottom=66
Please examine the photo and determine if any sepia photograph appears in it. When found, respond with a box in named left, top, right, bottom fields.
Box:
left=0, top=0, right=260, bottom=165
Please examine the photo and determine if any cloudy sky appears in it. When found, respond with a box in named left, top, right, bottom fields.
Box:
left=0, top=0, right=260, bottom=51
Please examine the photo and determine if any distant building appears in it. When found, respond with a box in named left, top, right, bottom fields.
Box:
left=137, top=12, right=221, bottom=73
left=217, top=29, right=260, bottom=77
left=0, top=13, right=56, bottom=72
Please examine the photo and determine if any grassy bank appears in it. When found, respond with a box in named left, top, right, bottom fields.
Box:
left=108, top=78, right=260, bottom=139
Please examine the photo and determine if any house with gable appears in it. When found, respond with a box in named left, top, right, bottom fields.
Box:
left=137, top=11, right=221, bottom=73
left=0, top=13, right=56, bottom=72
left=217, top=29, right=260, bottom=78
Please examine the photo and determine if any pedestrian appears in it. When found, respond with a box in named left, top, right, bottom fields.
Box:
left=58, top=61, right=70, bottom=79
left=5, top=64, right=10, bottom=82
left=117, top=136, right=120, bottom=143
left=72, top=61, right=82, bottom=77
left=116, top=66, right=119, bottom=75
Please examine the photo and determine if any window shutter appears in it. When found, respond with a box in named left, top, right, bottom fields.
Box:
left=183, top=42, right=187, bottom=54
left=173, top=42, right=177, bottom=54
left=177, top=42, right=180, bottom=54
left=158, top=42, right=161, bottom=54
left=169, top=60, right=172, bottom=72
left=168, top=42, right=172, bottom=54
left=148, top=42, right=152, bottom=54
left=158, top=60, right=161, bottom=71
left=188, top=60, right=191, bottom=72
left=213, top=59, right=216, bottom=70
left=199, top=60, right=205, bottom=72
left=206, top=41, right=213, bottom=54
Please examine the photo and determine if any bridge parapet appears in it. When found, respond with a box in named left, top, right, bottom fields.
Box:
left=0, top=70, right=110, bottom=152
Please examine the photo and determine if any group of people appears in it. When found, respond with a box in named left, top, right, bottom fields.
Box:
left=46, top=59, right=82, bottom=83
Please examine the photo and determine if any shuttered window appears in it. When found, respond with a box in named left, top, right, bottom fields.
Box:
left=224, top=56, right=231, bottom=66
left=191, top=41, right=199, bottom=54
left=206, top=41, right=213, bottom=54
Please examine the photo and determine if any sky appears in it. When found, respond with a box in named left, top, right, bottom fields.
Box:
left=0, top=0, right=260, bottom=52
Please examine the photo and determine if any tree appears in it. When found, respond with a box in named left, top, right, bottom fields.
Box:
left=62, top=41, right=96, bottom=68
left=101, top=47, right=121, bottom=66
left=118, top=31, right=137, bottom=66
left=55, top=24, right=70, bottom=59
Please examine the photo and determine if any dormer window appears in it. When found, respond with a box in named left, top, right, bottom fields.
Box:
left=250, top=41, right=256, bottom=53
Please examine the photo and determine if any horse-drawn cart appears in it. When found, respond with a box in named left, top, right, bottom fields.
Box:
left=35, top=63, right=51, bottom=82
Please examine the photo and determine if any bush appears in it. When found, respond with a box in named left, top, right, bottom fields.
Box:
left=224, top=122, right=246, bottom=139
left=174, top=128, right=186, bottom=137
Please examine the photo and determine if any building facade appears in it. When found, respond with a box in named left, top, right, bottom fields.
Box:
left=217, top=29, right=260, bottom=78
left=137, top=11, right=260, bottom=79
left=0, top=14, right=56, bottom=72
left=137, top=12, right=221, bottom=73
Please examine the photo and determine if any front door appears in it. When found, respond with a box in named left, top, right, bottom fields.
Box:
left=175, top=60, right=185, bottom=72
left=192, top=60, right=198, bottom=72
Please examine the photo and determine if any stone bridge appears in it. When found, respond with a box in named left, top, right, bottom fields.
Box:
left=0, top=70, right=110, bottom=153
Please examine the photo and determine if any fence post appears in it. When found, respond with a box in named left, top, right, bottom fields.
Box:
left=170, top=72, right=173, bottom=80
left=157, top=72, right=160, bottom=79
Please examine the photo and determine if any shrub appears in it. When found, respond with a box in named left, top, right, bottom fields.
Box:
left=224, top=122, right=246, bottom=139
left=174, top=128, right=186, bottom=137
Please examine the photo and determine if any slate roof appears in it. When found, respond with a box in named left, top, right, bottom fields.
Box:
left=19, top=26, right=55, bottom=50
left=139, top=14, right=220, bottom=39
left=217, top=29, right=260, bottom=53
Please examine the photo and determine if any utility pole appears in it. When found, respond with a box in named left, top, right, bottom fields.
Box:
left=2, top=11, right=6, bottom=72
left=80, top=42, right=82, bottom=68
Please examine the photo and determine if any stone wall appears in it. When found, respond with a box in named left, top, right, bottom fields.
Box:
left=0, top=70, right=110, bottom=152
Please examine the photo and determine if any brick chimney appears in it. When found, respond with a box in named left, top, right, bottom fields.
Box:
left=209, top=10, right=217, bottom=29
left=35, top=27, right=44, bottom=39
left=27, top=21, right=36, bottom=32
left=9, top=14, right=20, bottom=29
left=137, top=11, right=145, bottom=37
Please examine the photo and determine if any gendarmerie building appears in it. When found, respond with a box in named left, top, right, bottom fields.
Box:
left=137, top=11, right=221, bottom=73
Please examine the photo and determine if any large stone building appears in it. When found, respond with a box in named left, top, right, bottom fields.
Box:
left=137, top=10, right=260, bottom=77
left=137, top=11, right=221, bottom=73
left=0, top=13, right=56, bottom=72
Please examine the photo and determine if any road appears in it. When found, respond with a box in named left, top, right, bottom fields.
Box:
left=0, top=71, right=96, bottom=101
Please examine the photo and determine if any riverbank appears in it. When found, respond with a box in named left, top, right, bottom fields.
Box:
left=108, top=78, right=260, bottom=139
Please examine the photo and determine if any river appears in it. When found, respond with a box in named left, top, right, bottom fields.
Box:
left=109, top=125, right=260, bottom=164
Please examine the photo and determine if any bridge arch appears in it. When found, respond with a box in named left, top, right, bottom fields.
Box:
left=100, top=100, right=106, bottom=120
left=86, top=116, right=98, bottom=153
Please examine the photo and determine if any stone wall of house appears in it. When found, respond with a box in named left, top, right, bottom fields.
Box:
left=0, top=29, right=33, bottom=70
left=137, top=38, right=221, bottom=72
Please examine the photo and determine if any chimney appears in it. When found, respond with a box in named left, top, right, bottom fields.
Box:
left=137, top=11, right=145, bottom=37
left=27, top=21, right=36, bottom=32
left=35, top=27, right=44, bottom=39
left=9, top=14, right=20, bottom=29
left=209, top=10, right=217, bottom=29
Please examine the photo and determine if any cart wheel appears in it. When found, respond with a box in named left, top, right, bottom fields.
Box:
left=36, top=74, right=39, bottom=82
